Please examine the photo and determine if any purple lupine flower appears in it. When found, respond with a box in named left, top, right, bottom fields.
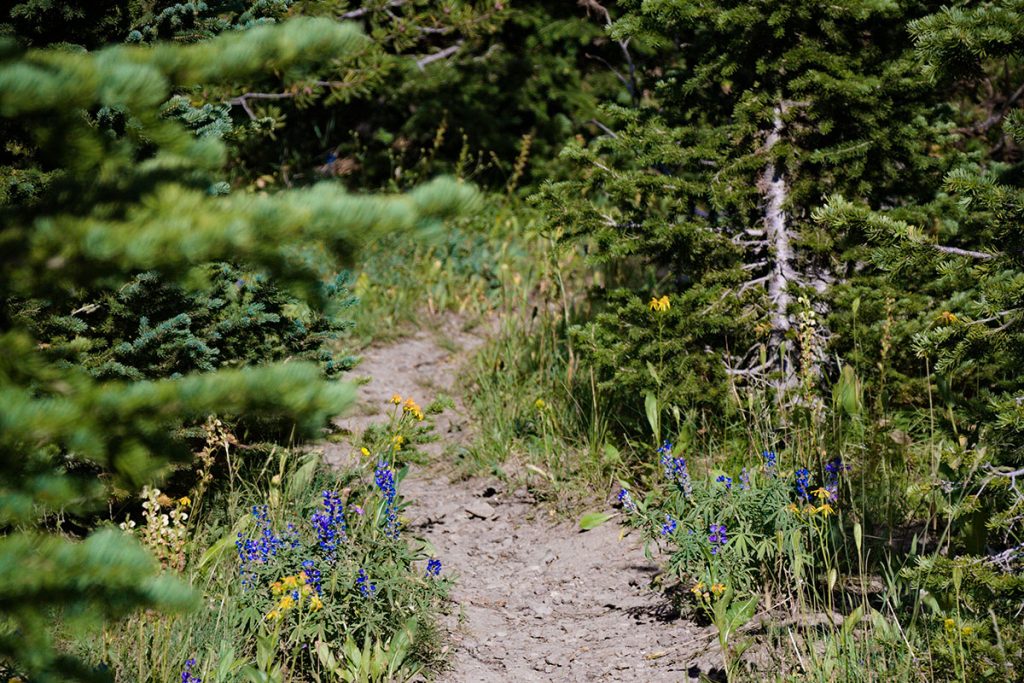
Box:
left=762, top=450, right=777, bottom=473
left=708, top=523, right=728, bottom=554
left=181, top=658, right=202, bottom=683
left=356, top=568, right=377, bottom=598
left=426, top=558, right=442, bottom=578
left=285, top=522, right=300, bottom=549
left=301, top=559, right=322, bottom=594
left=824, top=457, right=850, bottom=501
left=375, top=461, right=399, bottom=539
left=795, top=468, right=812, bottom=502
left=659, top=445, right=692, bottom=497
left=660, top=515, right=678, bottom=536
left=235, top=505, right=285, bottom=588
left=311, top=490, right=347, bottom=562
left=716, top=474, right=733, bottom=490
left=617, top=488, right=637, bottom=513
left=739, top=467, right=750, bottom=491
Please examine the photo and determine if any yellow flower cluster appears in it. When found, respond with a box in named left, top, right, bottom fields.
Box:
left=389, top=393, right=424, bottom=420
left=403, top=397, right=425, bottom=421
left=392, top=434, right=405, bottom=451
left=943, top=618, right=973, bottom=636
left=648, top=295, right=670, bottom=312
left=786, top=497, right=836, bottom=518
left=690, top=581, right=727, bottom=602
left=266, top=572, right=323, bottom=621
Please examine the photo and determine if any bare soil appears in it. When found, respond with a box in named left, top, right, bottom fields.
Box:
left=328, top=318, right=719, bottom=682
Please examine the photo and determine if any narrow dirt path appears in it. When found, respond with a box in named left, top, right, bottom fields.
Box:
left=327, top=318, right=715, bottom=682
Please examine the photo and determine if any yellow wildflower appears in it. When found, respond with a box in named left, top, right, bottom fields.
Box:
left=690, top=581, right=705, bottom=597
left=361, top=447, right=371, bottom=457
left=270, top=581, right=284, bottom=595
left=310, top=596, right=324, bottom=612
left=392, top=434, right=405, bottom=450
left=266, top=609, right=281, bottom=621
left=812, top=487, right=831, bottom=501
left=403, top=399, right=425, bottom=421
left=282, top=575, right=299, bottom=589
left=648, top=295, right=671, bottom=313
left=390, top=394, right=402, bottom=404
left=178, top=496, right=191, bottom=507
left=944, top=618, right=955, bottom=632
left=535, top=398, right=546, bottom=410
left=961, top=626, right=973, bottom=636
left=815, top=503, right=835, bottom=517
left=710, top=583, right=726, bottom=596
left=278, top=595, right=295, bottom=611
left=804, top=505, right=818, bottom=516
left=786, top=502, right=800, bottom=514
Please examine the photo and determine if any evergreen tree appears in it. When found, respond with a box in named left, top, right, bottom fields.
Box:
left=536, top=0, right=948, bottom=421
left=0, top=18, right=473, bottom=680
left=817, top=0, right=1024, bottom=557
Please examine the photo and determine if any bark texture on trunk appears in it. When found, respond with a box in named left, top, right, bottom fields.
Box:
left=760, top=104, right=800, bottom=394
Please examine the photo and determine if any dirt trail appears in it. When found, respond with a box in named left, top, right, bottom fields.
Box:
left=328, top=319, right=715, bottom=682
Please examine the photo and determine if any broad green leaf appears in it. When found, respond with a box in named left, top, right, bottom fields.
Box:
left=579, top=511, right=616, bottom=530
left=602, top=443, right=622, bottom=465
left=726, top=595, right=759, bottom=631
left=841, top=605, right=864, bottom=640
left=644, top=391, right=660, bottom=443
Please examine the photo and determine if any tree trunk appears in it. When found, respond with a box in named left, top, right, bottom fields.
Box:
left=760, top=104, right=800, bottom=395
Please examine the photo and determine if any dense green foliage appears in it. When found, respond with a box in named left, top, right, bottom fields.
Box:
left=535, top=0, right=955, bottom=419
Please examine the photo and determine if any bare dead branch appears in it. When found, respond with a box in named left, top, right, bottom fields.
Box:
left=587, top=118, right=619, bottom=138
left=225, top=91, right=297, bottom=119
left=954, top=80, right=1024, bottom=136
left=416, top=42, right=462, bottom=70
left=932, top=244, right=995, bottom=260
left=340, top=1, right=405, bottom=20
